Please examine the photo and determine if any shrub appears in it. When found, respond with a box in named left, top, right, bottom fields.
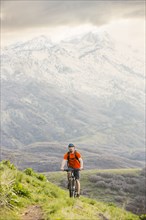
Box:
left=119, top=190, right=126, bottom=196
left=50, top=190, right=58, bottom=198
left=36, top=174, right=47, bottom=181
left=0, top=164, right=4, bottom=171
left=89, top=175, right=101, bottom=183
left=0, top=182, right=17, bottom=209
left=82, top=189, right=90, bottom=195
left=108, top=181, right=121, bottom=191
left=94, top=175, right=103, bottom=181
left=16, top=173, right=23, bottom=183
left=89, top=200, right=96, bottom=205
left=140, top=167, right=146, bottom=176
left=105, top=188, right=113, bottom=194
left=0, top=170, right=18, bottom=209
left=95, top=181, right=107, bottom=188
left=104, top=178, right=112, bottom=183
left=126, top=196, right=146, bottom=215
left=26, top=178, right=31, bottom=183
left=108, top=203, right=117, bottom=207
left=116, top=175, right=125, bottom=181
left=100, top=173, right=114, bottom=178
left=24, top=168, right=35, bottom=176
left=122, top=183, right=132, bottom=192
left=115, top=196, right=124, bottom=203
left=135, top=178, right=145, bottom=194
left=125, top=177, right=137, bottom=184
left=32, top=180, right=41, bottom=187
left=139, top=214, right=146, bottom=220
left=121, top=173, right=135, bottom=178
left=13, top=183, right=30, bottom=198
left=1, top=160, right=16, bottom=170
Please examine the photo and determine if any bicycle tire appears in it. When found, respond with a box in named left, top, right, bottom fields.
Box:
left=69, top=179, right=73, bottom=197
left=69, top=179, right=76, bottom=197
left=74, top=180, right=77, bottom=197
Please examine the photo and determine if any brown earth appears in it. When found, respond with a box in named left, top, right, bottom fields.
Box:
left=21, top=205, right=44, bottom=220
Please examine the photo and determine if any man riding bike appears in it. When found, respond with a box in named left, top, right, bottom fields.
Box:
left=60, top=143, right=83, bottom=197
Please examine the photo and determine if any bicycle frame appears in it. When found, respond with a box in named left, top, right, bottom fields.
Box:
left=64, top=168, right=80, bottom=198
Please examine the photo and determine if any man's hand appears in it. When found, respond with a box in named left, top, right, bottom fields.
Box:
left=60, top=159, right=67, bottom=171
left=79, top=158, right=83, bottom=170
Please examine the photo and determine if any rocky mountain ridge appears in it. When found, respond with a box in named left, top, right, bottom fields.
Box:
left=1, top=31, right=145, bottom=170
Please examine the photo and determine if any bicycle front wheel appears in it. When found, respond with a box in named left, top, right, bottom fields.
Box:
left=69, top=179, right=76, bottom=197
left=69, top=180, right=73, bottom=197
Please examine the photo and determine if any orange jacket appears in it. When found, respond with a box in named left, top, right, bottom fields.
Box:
left=64, top=151, right=81, bottom=169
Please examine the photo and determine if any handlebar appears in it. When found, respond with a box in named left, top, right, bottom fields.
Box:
left=63, top=168, right=81, bottom=172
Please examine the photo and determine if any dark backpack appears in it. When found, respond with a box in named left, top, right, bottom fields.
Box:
left=67, top=150, right=80, bottom=165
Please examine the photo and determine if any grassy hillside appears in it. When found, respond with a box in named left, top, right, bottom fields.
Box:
left=46, top=168, right=146, bottom=216
left=0, top=161, right=144, bottom=220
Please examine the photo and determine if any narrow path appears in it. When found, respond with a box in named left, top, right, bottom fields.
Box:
left=21, top=205, right=44, bottom=220
left=99, top=213, right=109, bottom=220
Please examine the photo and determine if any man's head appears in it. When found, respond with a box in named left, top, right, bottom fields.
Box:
left=68, top=143, right=75, bottom=152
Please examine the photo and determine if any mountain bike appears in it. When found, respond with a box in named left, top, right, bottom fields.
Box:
left=64, top=168, right=80, bottom=198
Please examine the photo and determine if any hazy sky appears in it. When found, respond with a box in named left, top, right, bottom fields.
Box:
left=1, top=0, right=145, bottom=50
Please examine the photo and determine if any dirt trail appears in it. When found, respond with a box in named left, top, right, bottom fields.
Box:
left=21, top=205, right=44, bottom=220
left=21, top=204, right=108, bottom=220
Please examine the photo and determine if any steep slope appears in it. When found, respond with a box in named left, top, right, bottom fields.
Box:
left=0, top=161, right=141, bottom=220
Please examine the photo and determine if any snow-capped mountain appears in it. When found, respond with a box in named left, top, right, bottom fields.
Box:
left=1, top=31, right=145, bottom=170
left=3, top=35, right=53, bottom=51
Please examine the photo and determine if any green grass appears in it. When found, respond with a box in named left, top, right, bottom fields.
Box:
left=0, top=161, right=141, bottom=220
